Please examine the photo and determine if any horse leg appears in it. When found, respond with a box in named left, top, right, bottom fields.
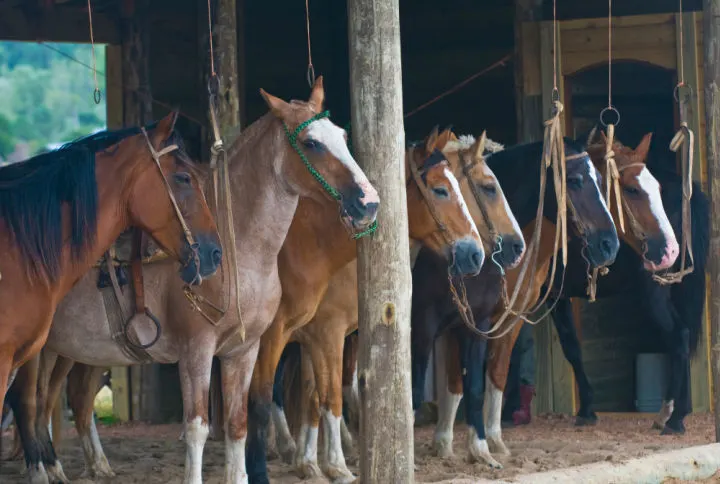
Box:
left=318, top=332, right=354, bottom=482
left=662, top=327, right=691, bottom=435
left=460, top=330, right=501, bottom=468
left=219, top=347, right=259, bottom=484
left=270, top=347, right=295, bottom=464
left=6, top=356, right=51, bottom=484
left=66, top=363, right=113, bottom=477
left=341, top=332, right=359, bottom=437
left=551, top=297, right=597, bottom=426
left=34, top=350, right=69, bottom=483
left=295, top=348, right=322, bottom=479
left=485, top=324, right=522, bottom=456
left=179, top=347, right=214, bottom=484
left=432, top=332, right=463, bottom=458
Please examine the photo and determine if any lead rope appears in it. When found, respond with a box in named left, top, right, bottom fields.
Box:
left=652, top=0, right=695, bottom=285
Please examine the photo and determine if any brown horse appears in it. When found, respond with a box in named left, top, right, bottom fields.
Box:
left=243, top=126, right=485, bottom=484
left=7, top=78, right=380, bottom=484
left=434, top=132, right=678, bottom=467
left=0, top=111, right=223, bottom=481
left=272, top=131, right=526, bottom=481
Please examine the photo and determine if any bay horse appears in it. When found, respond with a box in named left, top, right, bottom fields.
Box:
left=0, top=110, right=223, bottom=480
left=543, top=132, right=705, bottom=435
left=409, top=135, right=620, bottom=468
left=271, top=130, right=527, bottom=481
left=433, top=132, right=681, bottom=468
left=7, top=78, right=380, bottom=484
left=244, top=126, right=485, bottom=484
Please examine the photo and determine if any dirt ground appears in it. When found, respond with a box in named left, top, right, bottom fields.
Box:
left=0, top=413, right=716, bottom=483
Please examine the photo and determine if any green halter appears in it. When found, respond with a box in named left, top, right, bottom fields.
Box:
left=283, top=114, right=377, bottom=239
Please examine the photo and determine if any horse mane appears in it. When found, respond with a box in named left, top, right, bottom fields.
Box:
left=443, top=134, right=505, bottom=154
left=0, top=122, right=164, bottom=282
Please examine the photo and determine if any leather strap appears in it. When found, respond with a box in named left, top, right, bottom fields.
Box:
left=131, top=229, right=146, bottom=316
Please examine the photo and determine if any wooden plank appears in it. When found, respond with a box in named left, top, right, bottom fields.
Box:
left=701, top=0, right=720, bottom=440
left=550, top=313, right=574, bottom=414
left=515, top=0, right=543, bottom=142
left=521, top=22, right=542, bottom=96
left=348, top=0, right=414, bottom=480
left=533, top=320, right=555, bottom=414
left=561, top=23, right=676, bottom=54
left=560, top=13, right=675, bottom=32
left=0, top=5, right=120, bottom=43
left=562, top=48, right=677, bottom=76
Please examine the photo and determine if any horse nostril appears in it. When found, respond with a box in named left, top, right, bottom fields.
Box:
left=601, top=238, right=613, bottom=257
left=211, top=248, right=222, bottom=267
left=472, top=250, right=482, bottom=269
left=512, top=242, right=524, bottom=257
left=364, top=201, right=379, bottom=218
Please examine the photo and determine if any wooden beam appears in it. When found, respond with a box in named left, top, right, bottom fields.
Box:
left=702, top=0, right=720, bottom=443
left=514, top=0, right=544, bottom=143
left=348, top=0, right=413, bottom=482
left=0, top=5, right=119, bottom=44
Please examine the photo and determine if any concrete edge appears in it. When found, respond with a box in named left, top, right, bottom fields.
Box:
left=434, top=443, right=720, bottom=484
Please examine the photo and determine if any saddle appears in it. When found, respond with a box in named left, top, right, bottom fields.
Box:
left=95, top=229, right=167, bottom=362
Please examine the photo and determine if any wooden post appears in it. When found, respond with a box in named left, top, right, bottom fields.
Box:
left=703, top=0, right=720, bottom=443
left=514, top=0, right=544, bottom=143
left=347, top=1, right=414, bottom=482
left=202, top=0, right=242, bottom=440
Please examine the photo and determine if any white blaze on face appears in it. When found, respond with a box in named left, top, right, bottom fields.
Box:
left=305, top=118, right=379, bottom=205
left=637, top=167, right=679, bottom=254
left=443, top=167, right=481, bottom=242
left=584, top=158, right=613, bottom=220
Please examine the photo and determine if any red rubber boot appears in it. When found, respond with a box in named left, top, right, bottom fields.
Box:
left=512, top=385, right=535, bottom=426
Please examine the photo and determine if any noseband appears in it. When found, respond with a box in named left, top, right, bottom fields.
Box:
left=140, top=128, right=201, bottom=283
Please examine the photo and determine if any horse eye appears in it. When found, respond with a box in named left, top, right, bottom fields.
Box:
left=432, top=187, right=450, bottom=198
left=567, top=175, right=583, bottom=189
left=624, top=185, right=641, bottom=196
left=303, top=138, right=324, bottom=151
left=173, top=172, right=192, bottom=186
left=481, top=184, right=497, bottom=195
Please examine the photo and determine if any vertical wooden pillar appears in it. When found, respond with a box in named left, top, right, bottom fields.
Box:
left=703, top=0, right=720, bottom=442
left=347, top=1, right=413, bottom=482
left=514, top=0, right=544, bottom=143
left=202, top=0, right=242, bottom=440
left=121, top=0, right=157, bottom=422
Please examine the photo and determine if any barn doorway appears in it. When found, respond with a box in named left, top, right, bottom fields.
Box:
left=565, top=61, right=677, bottom=412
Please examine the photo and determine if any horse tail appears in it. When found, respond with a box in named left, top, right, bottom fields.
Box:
left=280, top=342, right=307, bottom=438
left=675, top=183, right=709, bottom=356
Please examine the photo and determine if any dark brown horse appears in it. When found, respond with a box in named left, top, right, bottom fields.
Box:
left=0, top=111, right=223, bottom=481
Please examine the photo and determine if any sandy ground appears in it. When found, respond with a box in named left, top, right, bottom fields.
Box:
left=0, top=413, right=716, bottom=483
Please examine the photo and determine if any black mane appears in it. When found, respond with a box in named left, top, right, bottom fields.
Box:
left=0, top=121, right=162, bottom=282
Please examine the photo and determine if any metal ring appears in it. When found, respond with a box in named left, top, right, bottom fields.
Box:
left=93, top=88, right=102, bottom=105
left=600, top=106, right=620, bottom=127
left=124, top=308, right=162, bottom=350
left=673, top=83, right=693, bottom=103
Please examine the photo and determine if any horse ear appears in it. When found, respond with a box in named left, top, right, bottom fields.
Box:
left=585, top=125, right=599, bottom=147
left=435, top=128, right=453, bottom=151
left=634, top=132, right=653, bottom=161
left=152, top=111, right=178, bottom=146
left=260, top=88, right=292, bottom=119
left=308, top=75, right=325, bottom=110
left=472, top=131, right=488, bottom=160
left=425, top=125, right=440, bottom=153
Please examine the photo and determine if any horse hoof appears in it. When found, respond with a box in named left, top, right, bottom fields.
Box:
left=487, top=436, right=510, bottom=456
left=432, top=436, right=454, bottom=458
left=297, top=459, right=323, bottom=479
left=279, top=443, right=297, bottom=465
left=45, top=463, right=70, bottom=484
left=651, top=421, right=665, bottom=431
left=575, top=415, right=598, bottom=427
left=661, top=422, right=686, bottom=436
left=323, top=463, right=355, bottom=481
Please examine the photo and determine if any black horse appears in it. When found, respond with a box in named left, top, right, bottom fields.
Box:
left=543, top=165, right=709, bottom=434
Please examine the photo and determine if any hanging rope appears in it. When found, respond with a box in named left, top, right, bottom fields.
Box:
left=305, top=0, right=315, bottom=87
left=86, top=0, right=101, bottom=104
left=652, top=0, right=695, bottom=285
left=587, top=0, right=622, bottom=302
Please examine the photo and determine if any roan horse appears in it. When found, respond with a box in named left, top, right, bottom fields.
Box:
left=433, top=132, right=681, bottom=468
left=244, top=126, right=485, bottom=484
left=7, top=78, right=380, bottom=484
left=0, top=111, right=223, bottom=481
left=408, top=135, right=620, bottom=468
left=544, top=132, right=705, bottom=435
left=271, top=130, right=526, bottom=481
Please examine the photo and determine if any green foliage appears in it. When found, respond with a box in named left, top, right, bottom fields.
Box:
left=0, top=42, right=107, bottom=159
